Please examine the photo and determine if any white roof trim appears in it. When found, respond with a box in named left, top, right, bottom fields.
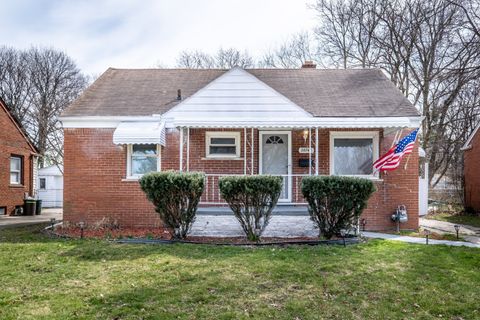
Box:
left=461, top=122, right=480, bottom=150
left=113, top=121, right=166, bottom=145
left=60, top=116, right=161, bottom=128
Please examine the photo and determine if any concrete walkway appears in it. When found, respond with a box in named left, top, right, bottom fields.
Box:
left=420, top=217, right=480, bottom=244
left=363, top=231, right=480, bottom=248
left=0, top=208, right=62, bottom=229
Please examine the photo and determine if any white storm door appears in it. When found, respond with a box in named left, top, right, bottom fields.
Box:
left=260, top=132, right=292, bottom=202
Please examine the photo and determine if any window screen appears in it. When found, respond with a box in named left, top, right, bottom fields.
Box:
left=333, top=138, right=373, bottom=175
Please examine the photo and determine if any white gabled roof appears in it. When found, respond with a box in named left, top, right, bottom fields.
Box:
left=462, top=123, right=480, bottom=151
left=164, top=67, right=314, bottom=126
left=113, top=121, right=166, bottom=145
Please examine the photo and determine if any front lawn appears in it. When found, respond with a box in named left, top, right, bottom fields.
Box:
left=1, top=225, right=479, bottom=319
left=426, top=212, right=480, bottom=228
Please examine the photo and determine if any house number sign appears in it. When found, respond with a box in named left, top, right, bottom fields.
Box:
left=298, top=147, right=314, bottom=154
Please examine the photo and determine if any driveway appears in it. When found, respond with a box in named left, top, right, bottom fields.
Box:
left=0, top=208, right=62, bottom=229
left=420, top=217, right=480, bottom=244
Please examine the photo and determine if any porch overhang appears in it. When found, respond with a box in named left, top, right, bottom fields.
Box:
left=171, top=116, right=422, bottom=129
left=113, top=121, right=166, bottom=145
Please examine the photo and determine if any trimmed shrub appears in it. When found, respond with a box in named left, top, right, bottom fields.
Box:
left=219, top=175, right=283, bottom=241
left=139, top=171, right=205, bottom=239
left=301, top=176, right=376, bottom=239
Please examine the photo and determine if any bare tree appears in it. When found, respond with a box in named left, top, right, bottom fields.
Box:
left=176, top=48, right=255, bottom=68
left=0, top=47, right=88, bottom=169
left=311, top=0, right=480, bottom=190
left=260, top=32, right=318, bottom=68
left=0, top=47, right=31, bottom=123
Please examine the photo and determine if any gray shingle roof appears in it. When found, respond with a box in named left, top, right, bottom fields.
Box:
left=62, top=68, right=419, bottom=117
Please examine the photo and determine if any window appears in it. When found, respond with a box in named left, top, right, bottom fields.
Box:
left=127, top=144, right=160, bottom=177
left=10, top=156, right=22, bottom=185
left=39, top=178, right=46, bottom=190
left=206, top=132, right=240, bottom=158
left=330, top=132, right=379, bottom=177
left=0, top=207, right=5, bottom=215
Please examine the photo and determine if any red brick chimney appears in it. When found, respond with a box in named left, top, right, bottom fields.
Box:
left=301, top=60, right=317, bottom=69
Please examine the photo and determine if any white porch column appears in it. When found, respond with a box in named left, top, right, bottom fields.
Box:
left=186, top=127, right=190, bottom=172
left=309, top=128, right=312, bottom=175
left=251, top=128, right=254, bottom=175
left=315, top=127, right=319, bottom=175
left=179, top=127, right=183, bottom=171
left=244, top=128, right=247, bottom=175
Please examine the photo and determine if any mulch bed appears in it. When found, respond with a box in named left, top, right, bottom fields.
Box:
left=49, top=226, right=360, bottom=246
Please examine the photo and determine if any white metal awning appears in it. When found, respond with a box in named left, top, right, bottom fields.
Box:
left=113, top=121, right=166, bottom=145
left=170, top=116, right=422, bottom=129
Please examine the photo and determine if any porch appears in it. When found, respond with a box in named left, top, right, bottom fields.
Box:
left=175, top=126, right=382, bottom=206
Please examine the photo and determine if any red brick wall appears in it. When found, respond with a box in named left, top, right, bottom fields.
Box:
left=464, top=134, right=480, bottom=212
left=0, top=105, right=35, bottom=215
left=63, top=127, right=419, bottom=230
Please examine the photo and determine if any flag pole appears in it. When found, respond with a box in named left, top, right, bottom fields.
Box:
left=381, top=129, right=403, bottom=176
left=403, top=129, right=419, bottom=170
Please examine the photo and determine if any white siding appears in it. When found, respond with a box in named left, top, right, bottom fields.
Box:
left=164, top=67, right=313, bottom=125
left=37, top=165, right=63, bottom=207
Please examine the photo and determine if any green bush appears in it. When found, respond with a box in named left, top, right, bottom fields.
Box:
left=139, top=171, right=205, bottom=239
left=219, top=175, right=283, bottom=241
left=301, top=176, right=376, bottom=239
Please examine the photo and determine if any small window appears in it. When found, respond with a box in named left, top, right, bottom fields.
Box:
left=330, top=132, right=379, bottom=177
left=266, top=136, right=284, bottom=144
left=206, top=132, right=240, bottom=158
left=10, top=156, right=22, bottom=185
left=128, top=144, right=159, bottom=177
left=0, top=207, right=5, bottom=215
left=39, top=178, right=46, bottom=190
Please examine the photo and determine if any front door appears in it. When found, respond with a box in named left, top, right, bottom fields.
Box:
left=260, top=132, right=291, bottom=202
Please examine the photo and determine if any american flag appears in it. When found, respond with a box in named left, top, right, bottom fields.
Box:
left=373, top=129, right=419, bottom=171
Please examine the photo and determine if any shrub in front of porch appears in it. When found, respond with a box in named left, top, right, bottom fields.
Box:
left=139, top=171, right=205, bottom=239
left=219, top=175, right=283, bottom=242
left=301, top=176, right=375, bottom=239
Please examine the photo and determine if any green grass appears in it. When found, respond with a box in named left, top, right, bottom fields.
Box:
left=426, top=212, right=480, bottom=228
left=1, top=225, right=480, bottom=319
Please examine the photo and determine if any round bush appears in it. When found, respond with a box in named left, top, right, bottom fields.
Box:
left=139, top=171, right=205, bottom=239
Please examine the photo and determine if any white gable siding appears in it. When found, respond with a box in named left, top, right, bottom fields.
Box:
left=164, top=68, right=313, bottom=126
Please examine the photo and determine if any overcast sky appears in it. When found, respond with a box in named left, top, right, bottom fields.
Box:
left=0, top=0, right=317, bottom=75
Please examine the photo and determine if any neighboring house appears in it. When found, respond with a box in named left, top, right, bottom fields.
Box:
left=60, top=65, right=422, bottom=231
left=37, top=165, right=63, bottom=208
left=462, top=123, right=480, bottom=212
left=0, top=98, right=39, bottom=215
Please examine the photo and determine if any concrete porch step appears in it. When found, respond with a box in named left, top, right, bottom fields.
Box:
left=190, top=214, right=317, bottom=238
left=197, top=205, right=309, bottom=216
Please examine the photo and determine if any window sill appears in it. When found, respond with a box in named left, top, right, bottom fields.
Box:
left=122, top=177, right=141, bottom=182
left=9, top=184, right=24, bottom=188
left=202, top=157, right=244, bottom=161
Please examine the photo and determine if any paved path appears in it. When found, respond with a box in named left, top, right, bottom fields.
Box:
left=0, top=208, right=62, bottom=229
left=420, top=217, right=480, bottom=244
left=363, top=231, right=480, bottom=248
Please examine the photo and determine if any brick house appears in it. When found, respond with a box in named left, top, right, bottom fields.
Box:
left=0, top=98, right=39, bottom=215
left=60, top=65, right=422, bottom=231
left=462, top=123, right=480, bottom=212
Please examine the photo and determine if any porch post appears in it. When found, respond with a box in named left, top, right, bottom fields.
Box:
left=251, top=128, right=254, bottom=175
left=315, top=127, right=319, bottom=175
left=309, top=128, right=312, bottom=175
left=179, top=127, right=183, bottom=171
left=244, top=128, right=247, bottom=175
left=186, top=127, right=190, bottom=172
